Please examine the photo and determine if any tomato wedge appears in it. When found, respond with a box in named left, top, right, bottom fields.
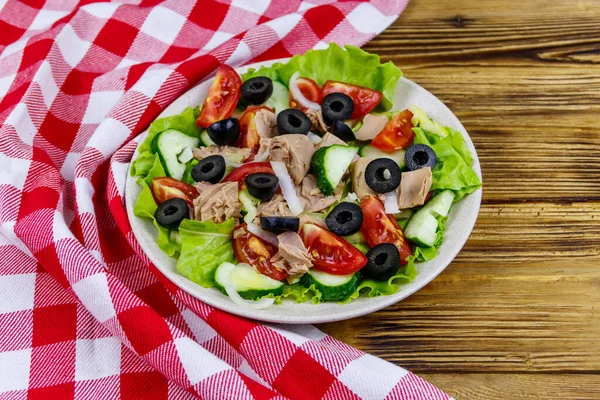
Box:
left=360, top=196, right=412, bottom=264
left=150, top=177, right=199, bottom=208
left=321, top=80, right=382, bottom=119
left=222, top=162, right=275, bottom=187
left=196, top=64, right=241, bottom=128
left=235, top=106, right=272, bottom=156
left=233, top=224, right=286, bottom=281
left=300, top=223, right=367, bottom=275
left=370, top=110, right=414, bottom=152
left=289, top=77, right=321, bottom=109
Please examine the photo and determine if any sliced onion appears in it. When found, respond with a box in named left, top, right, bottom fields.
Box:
left=243, top=208, right=256, bottom=225
left=247, top=222, right=279, bottom=247
left=177, top=147, right=194, bottom=164
left=254, top=149, right=270, bottom=162
left=224, top=158, right=243, bottom=168
left=224, top=284, right=275, bottom=310
left=383, top=169, right=391, bottom=180
left=384, top=190, right=400, bottom=214
left=307, top=131, right=322, bottom=144
left=344, top=192, right=358, bottom=202
left=239, top=191, right=258, bottom=225
left=270, top=161, right=304, bottom=216
left=289, top=72, right=321, bottom=111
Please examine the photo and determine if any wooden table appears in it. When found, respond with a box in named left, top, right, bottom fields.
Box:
left=319, top=1, right=600, bottom=398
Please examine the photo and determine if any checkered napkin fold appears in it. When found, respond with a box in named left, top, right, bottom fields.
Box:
left=0, top=0, right=452, bottom=399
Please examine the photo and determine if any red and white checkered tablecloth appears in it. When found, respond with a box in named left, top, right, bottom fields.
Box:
left=0, top=0, right=454, bottom=399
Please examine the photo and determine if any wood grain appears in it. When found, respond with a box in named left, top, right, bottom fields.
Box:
left=421, top=374, right=600, bottom=400
left=319, top=0, right=600, bottom=398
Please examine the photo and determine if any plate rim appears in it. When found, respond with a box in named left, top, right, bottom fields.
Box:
left=125, top=58, right=482, bottom=324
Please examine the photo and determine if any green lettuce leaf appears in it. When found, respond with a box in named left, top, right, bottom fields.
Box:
left=175, top=219, right=236, bottom=288
left=339, top=262, right=417, bottom=303
left=269, top=284, right=314, bottom=304
left=131, top=151, right=158, bottom=178
left=446, top=127, right=473, bottom=166
left=130, top=107, right=201, bottom=178
left=242, top=63, right=285, bottom=83
left=241, top=43, right=402, bottom=111
left=141, top=153, right=166, bottom=186
left=133, top=178, right=181, bottom=257
left=410, top=105, right=475, bottom=167
left=413, top=127, right=481, bottom=201
left=181, top=158, right=199, bottom=185
left=132, top=151, right=180, bottom=256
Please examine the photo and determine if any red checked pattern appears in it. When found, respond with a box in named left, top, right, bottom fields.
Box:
left=0, top=0, right=453, bottom=399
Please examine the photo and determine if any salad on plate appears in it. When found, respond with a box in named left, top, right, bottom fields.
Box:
left=130, top=44, right=481, bottom=309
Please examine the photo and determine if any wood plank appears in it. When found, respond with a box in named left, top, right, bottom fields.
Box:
left=319, top=259, right=600, bottom=372
left=320, top=0, right=600, bottom=395
left=365, top=0, right=600, bottom=63
left=320, top=203, right=600, bottom=372
left=420, top=374, right=600, bottom=400
left=367, top=1, right=600, bottom=203
left=459, top=202, right=600, bottom=263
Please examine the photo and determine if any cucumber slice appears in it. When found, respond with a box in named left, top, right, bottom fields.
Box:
left=405, top=212, right=438, bottom=247
left=214, top=262, right=284, bottom=300
left=263, top=81, right=288, bottom=115
left=152, top=129, right=200, bottom=180
left=394, top=209, right=414, bottom=230
left=422, top=190, right=455, bottom=217
left=301, top=269, right=360, bottom=302
left=286, top=276, right=301, bottom=285
left=177, top=147, right=194, bottom=164
left=404, top=190, right=455, bottom=247
left=343, top=230, right=367, bottom=244
left=200, top=130, right=216, bottom=146
left=359, top=145, right=406, bottom=169
left=351, top=243, right=370, bottom=254
left=311, top=144, right=359, bottom=195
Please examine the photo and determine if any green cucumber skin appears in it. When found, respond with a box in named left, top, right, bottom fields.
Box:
left=200, top=130, right=216, bottom=146
left=214, top=262, right=284, bottom=300
left=311, top=145, right=358, bottom=196
left=311, top=147, right=334, bottom=195
left=151, top=130, right=199, bottom=179
left=151, top=134, right=171, bottom=177
left=301, top=271, right=360, bottom=302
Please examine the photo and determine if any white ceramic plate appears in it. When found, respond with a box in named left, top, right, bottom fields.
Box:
left=125, top=59, right=482, bottom=324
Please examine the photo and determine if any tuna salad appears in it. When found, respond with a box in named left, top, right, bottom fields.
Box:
left=131, top=44, right=482, bottom=308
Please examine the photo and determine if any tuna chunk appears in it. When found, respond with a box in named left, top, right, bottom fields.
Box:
left=305, top=109, right=329, bottom=133
left=315, top=132, right=347, bottom=150
left=254, top=137, right=271, bottom=160
left=296, top=174, right=343, bottom=212
left=193, top=146, right=251, bottom=163
left=256, top=194, right=292, bottom=218
left=398, top=167, right=433, bottom=209
left=270, top=231, right=313, bottom=278
left=255, top=109, right=277, bottom=138
left=193, top=181, right=242, bottom=223
left=269, top=134, right=314, bottom=184
left=350, top=157, right=379, bottom=200
left=299, top=213, right=327, bottom=228
left=354, top=114, right=388, bottom=141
